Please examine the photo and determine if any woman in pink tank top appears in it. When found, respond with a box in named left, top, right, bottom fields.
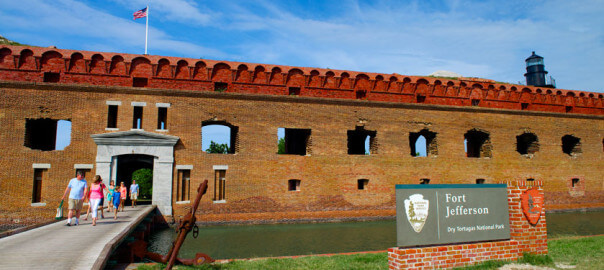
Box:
left=88, top=175, right=108, bottom=226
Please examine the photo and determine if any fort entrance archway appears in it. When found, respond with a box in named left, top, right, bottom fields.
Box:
left=116, top=154, right=153, bottom=206
left=91, top=130, right=179, bottom=215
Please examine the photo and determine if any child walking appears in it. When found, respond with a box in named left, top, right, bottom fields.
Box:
left=112, top=187, right=121, bottom=220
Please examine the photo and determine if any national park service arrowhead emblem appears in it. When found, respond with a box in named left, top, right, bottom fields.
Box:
left=521, top=188, right=543, bottom=225
left=404, top=194, right=429, bottom=233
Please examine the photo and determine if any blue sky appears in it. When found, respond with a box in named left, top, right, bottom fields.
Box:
left=0, top=0, right=602, bottom=93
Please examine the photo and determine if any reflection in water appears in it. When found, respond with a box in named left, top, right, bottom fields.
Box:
left=147, top=211, right=603, bottom=260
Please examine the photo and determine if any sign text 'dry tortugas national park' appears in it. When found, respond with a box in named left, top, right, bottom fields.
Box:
left=396, top=184, right=510, bottom=247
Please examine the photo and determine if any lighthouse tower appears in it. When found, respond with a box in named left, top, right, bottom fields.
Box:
left=524, top=51, right=555, bottom=88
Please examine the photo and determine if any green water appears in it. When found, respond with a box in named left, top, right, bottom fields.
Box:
left=147, top=211, right=604, bottom=260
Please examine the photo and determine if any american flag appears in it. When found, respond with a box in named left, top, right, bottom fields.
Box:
left=133, top=7, right=147, bottom=20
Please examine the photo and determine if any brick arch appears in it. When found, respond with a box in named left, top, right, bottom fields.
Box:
left=40, top=51, right=63, bottom=72
left=0, top=48, right=12, bottom=68
left=522, top=87, right=532, bottom=93
left=286, top=68, right=305, bottom=86
left=324, top=71, right=336, bottom=88
left=269, top=67, right=283, bottom=85
left=89, top=54, right=105, bottom=74
left=193, top=61, right=207, bottom=80
left=235, top=64, right=250, bottom=82
left=536, top=88, right=542, bottom=94
left=472, top=83, right=483, bottom=89
left=69, top=52, right=86, bottom=73
left=470, top=89, right=483, bottom=100
left=18, top=49, right=36, bottom=69
left=434, top=80, right=442, bottom=86
left=339, top=72, right=351, bottom=89
left=174, top=60, right=189, bottom=79
left=130, top=57, right=152, bottom=77
left=374, top=75, right=387, bottom=91
left=387, top=76, right=399, bottom=91
left=354, top=74, right=370, bottom=91
left=402, top=77, right=411, bottom=84
left=252, top=65, right=266, bottom=84
left=211, top=63, right=231, bottom=82
left=416, top=78, right=429, bottom=85
left=109, top=55, right=125, bottom=75
left=415, top=78, right=430, bottom=95
left=156, top=58, right=172, bottom=78
left=308, top=69, right=321, bottom=87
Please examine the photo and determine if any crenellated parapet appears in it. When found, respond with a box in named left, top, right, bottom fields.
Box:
left=1, top=45, right=602, bottom=115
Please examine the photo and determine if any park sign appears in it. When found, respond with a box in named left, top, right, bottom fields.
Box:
left=396, top=184, right=510, bottom=247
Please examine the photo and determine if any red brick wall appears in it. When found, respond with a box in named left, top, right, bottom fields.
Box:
left=0, top=45, right=602, bottom=116
left=388, top=181, right=548, bottom=269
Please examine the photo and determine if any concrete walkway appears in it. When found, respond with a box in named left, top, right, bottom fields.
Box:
left=0, top=205, right=154, bottom=270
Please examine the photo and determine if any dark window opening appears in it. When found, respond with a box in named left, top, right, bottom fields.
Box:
left=24, top=118, right=71, bottom=151
left=214, top=170, right=226, bottom=200
left=476, top=179, right=485, bottom=184
left=348, top=126, right=377, bottom=155
left=464, top=129, right=492, bottom=158
left=157, top=107, right=167, bottom=130
left=288, top=179, right=301, bottom=191
left=527, top=178, right=535, bottom=182
left=133, top=77, right=148, bottom=87
left=133, top=106, right=143, bottom=129
left=356, top=90, right=366, bottom=99
left=202, top=121, right=238, bottom=154
left=420, top=178, right=430, bottom=185
left=107, top=105, right=118, bottom=128
left=43, top=72, right=60, bottom=83
left=289, top=87, right=300, bottom=96
left=214, top=82, right=228, bottom=92
left=571, top=178, right=580, bottom=188
left=32, top=169, right=44, bottom=203
left=565, top=106, right=573, bottom=113
left=416, top=95, right=426, bottom=103
left=278, top=128, right=311, bottom=155
left=562, top=135, right=581, bottom=156
left=410, top=129, right=437, bottom=157
left=521, top=103, right=529, bottom=110
left=471, top=99, right=480, bottom=106
left=177, top=169, right=190, bottom=201
left=516, top=133, right=539, bottom=155
left=358, top=179, right=369, bottom=190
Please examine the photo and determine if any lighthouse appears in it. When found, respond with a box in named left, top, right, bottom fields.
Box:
left=524, top=51, right=555, bottom=88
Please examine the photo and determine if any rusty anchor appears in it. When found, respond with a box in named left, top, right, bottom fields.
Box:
left=131, top=179, right=214, bottom=269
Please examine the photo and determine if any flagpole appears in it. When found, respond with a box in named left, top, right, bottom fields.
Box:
left=145, top=5, right=149, bottom=55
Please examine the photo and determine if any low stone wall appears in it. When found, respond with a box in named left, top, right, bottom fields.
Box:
left=388, top=180, right=547, bottom=269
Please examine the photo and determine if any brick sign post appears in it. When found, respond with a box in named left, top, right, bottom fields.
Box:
left=388, top=180, right=548, bottom=269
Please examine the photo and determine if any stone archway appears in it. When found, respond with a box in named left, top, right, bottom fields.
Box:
left=91, top=130, right=179, bottom=215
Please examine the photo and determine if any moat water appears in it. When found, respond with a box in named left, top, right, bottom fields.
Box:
left=147, top=211, right=603, bottom=260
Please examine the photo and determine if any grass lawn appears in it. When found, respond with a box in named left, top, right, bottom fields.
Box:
left=137, top=235, right=603, bottom=270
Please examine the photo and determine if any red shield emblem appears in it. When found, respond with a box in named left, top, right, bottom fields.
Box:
left=521, top=188, right=543, bottom=225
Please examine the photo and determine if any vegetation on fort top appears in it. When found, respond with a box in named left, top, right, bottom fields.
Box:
left=136, top=235, right=603, bottom=269
left=0, top=35, right=25, bottom=46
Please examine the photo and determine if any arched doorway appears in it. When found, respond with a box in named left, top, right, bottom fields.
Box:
left=116, top=154, right=153, bottom=206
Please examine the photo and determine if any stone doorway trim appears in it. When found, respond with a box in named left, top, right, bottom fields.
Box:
left=91, top=130, right=179, bottom=215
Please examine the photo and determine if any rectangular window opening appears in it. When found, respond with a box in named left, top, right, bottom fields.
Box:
left=288, top=179, right=301, bottom=191
left=476, top=178, right=485, bottom=184
left=565, top=106, right=573, bottom=113
left=43, top=72, right=60, bottom=83
left=356, top=90, right=366, bottom=99
left=133, top=77, right=148, bottom=87
left=107, top=105, right=118, bottom=128
left=416, top=95, right=426, bottom=103
left=214, top=82, right=228, bottom=92
left=347, top=127, right=376, bottom=155
left=177, top=170, right=190, bottom=201
left=279, top=128, right=311, bottom=155
left=527, top=178, right=535, bottom=182
left=571, top=178, right=580, bottom=188
left=157, top=107, right=168, bottom=130
left=420, top=178, right=430, bottom=185
left=357, top=179, right=369, bottom=190
left=214, top=170, right=226, bottom=201
left=32, top=169, right=44, bottom=203
left=289, top=87, right=300, bottom=96
left=133, top=106, right=143, bottom=129
left=471, top=99, right=480, bottom=106
left=521, top=103, right=529, bottom=110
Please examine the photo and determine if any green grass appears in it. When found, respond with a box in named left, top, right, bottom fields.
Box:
left=137, top=235, right=603, bottom=270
